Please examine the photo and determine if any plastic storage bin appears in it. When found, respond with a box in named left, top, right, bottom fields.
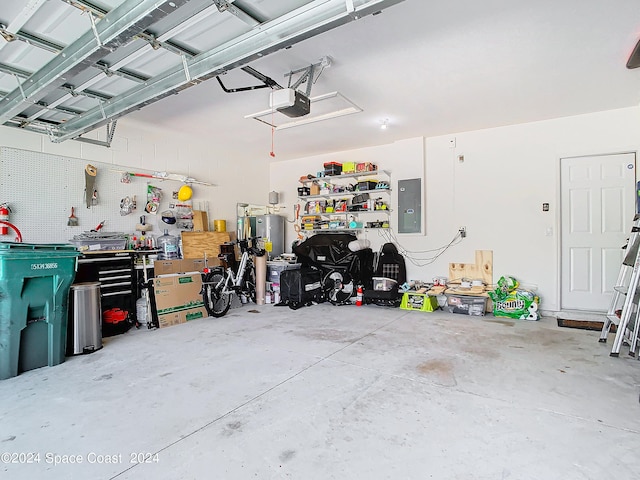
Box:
left=267, top=261, right=301, bottom=292
left=445, top=293, right=487, bottom=316
left=323, top=162, right=342, bottom=176
left=0, top=242, right=80, bottom=380
left=70, top=236, right=127, bottom=252
left=356, top=180, right=378, bottom=191
left=372, top=277, right=397, bottom=291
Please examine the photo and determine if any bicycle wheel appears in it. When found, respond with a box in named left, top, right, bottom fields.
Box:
left=245, top=263, right=257, bottom=303
left=202, top=268, right=232, bottom=317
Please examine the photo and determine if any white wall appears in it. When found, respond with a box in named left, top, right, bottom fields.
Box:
left=271, top=106, right=640, bottom=312
left=4, top=105, right=639, bottom=310
left=0, top=118, right=270, bottom=240
left=269, top=136, right=425, bottom=253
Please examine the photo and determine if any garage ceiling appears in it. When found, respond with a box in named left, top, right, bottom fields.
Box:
left=1, top=0, right=640, bottom=161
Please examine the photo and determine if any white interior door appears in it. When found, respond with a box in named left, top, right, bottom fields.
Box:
left=561, top=153, right=636, bottom=311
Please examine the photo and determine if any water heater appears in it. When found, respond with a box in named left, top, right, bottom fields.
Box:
left=255, top=214, right=285, bottom=258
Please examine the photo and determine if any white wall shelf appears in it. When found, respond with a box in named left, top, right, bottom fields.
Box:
left=297, top=188, right=391, bottom=200
left=299, top=170, right=390, bottom=183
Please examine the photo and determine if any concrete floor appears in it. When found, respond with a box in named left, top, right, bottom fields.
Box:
left=1, top=304, right=640, bottom=480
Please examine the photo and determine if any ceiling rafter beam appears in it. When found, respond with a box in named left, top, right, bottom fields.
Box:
left=59, top=0, right=107, bottom=17
left=0, top=0, right=47, bottom=53
left=0, top=62, right=31, bottom=79
left=52, top=0, right=405, bottom=142
left=0, top=0, right=189, bottom=125
left=60, top=85, right=112, bottom=102
left=25, top=102, right=79, bottom=123
left=63, top=0, right=199, bottom=58
left=95, top=62, right=149, bottom=83
left=212, top=0, right=261, bottom=27
left=0, top=25, right=64, bottom=54
left=135, top=31, right=198, bottom=58
left=51, top=104, right=84, bottom=116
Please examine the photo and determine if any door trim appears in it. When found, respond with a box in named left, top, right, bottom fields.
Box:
left=558, top=151, right=637, bottom=312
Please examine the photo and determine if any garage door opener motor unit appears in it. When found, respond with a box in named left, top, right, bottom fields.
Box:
left=270, top=88, right=310, bottom=118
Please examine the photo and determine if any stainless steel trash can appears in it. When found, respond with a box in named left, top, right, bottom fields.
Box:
left=68, top=282, right=102, bottom=355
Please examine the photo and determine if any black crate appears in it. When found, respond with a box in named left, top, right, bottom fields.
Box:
left=323, top=162, right=342, bottom=176
left=356, top=180, right=378, bottom=191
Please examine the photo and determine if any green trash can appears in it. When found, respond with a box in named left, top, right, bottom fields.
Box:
left=0, top=242, right=80, bottom=380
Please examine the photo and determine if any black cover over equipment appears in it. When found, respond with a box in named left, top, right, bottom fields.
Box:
left=293, top=233, right=374, bottom=287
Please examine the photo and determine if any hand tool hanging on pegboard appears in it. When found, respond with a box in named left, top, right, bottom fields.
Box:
left=85, top=164, right=97, bottom=208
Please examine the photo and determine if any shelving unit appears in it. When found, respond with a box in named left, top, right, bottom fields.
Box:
left=297, top=168, right=391, bottom=234
left=300, top=170, right=391, bottom=183
left=304, top=226, right=391, bottom=233
left=298, top=190, right=392, bottom=201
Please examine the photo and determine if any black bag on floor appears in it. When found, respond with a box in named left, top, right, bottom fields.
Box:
left=277, top=267, right=324, bottom=310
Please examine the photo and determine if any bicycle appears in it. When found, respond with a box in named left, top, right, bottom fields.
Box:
left=201, top=236, right=265, bottom=318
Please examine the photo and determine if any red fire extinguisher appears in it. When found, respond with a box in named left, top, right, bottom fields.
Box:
left=356, top=285, right=363, bottom=307
left=0, top=203, right=10, bottom=236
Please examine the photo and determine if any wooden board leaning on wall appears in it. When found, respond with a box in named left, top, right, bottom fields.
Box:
left=181, top=231, right=233, bottom=265
left=448, top=250, right=493, bottom=288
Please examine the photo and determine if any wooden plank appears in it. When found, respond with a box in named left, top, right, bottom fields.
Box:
left=448, top=250, right=493, bottom=285
left=444, top=286, right=488, bottom=297
left=181, top=231, right=231, bottom=264
left=192, top=210, right=209, bottom=232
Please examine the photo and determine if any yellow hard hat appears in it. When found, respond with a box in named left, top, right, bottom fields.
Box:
left=177, top=184, right=193, bottom=201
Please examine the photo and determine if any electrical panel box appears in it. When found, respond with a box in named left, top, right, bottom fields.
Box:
left=398, top=178, right=422, bottom=234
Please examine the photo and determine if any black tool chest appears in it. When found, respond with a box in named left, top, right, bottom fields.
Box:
left=75, top=251, right=136, bottom=326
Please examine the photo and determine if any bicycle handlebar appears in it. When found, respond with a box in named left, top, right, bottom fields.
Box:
left=234, top=236, right=266, bottom=256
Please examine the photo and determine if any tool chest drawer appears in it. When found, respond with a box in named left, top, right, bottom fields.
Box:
left=76, top=252, right=136, bottom=325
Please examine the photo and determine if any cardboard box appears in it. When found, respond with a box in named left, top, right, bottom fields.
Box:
left=356, top=162, right=377, bottom=172
left=158, top=307, right=208, bottom=328
left=192, top=210, right=209, bottom=232
left=153, top=259, right=181, bottom=276
left=153, top=258, right=206, bottom=276
left=154, top=273, right=207, bottom=327
left=182, top=258, right=206, bottom=273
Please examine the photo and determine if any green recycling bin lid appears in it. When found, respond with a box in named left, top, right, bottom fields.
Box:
left=0, top=242, right=79, bottom=253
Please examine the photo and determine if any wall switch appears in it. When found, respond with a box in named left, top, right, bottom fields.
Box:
left=449, top=138, right=456, bottom=148
left=542, top=203, right=549, bottom=212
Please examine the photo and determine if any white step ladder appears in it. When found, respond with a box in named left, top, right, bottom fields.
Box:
left=599, top=214, right=640, bottom=357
